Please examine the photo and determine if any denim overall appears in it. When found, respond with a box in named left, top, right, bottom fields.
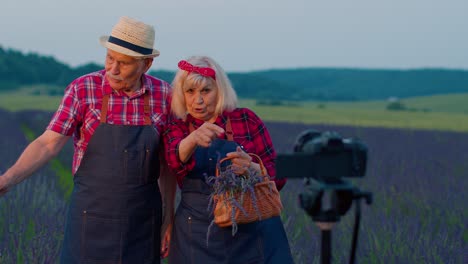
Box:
left=169, top=136, right=294, bottom=264
left=60, top=93, right=162, bottom=263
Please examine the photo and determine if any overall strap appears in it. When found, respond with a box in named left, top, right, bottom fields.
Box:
left=225, top=117, right=233, bottom=141
left=100, top=94, right=109, bottom=123
left=188, top=117, right=233, bottom=141
left=100, top=92, right=152, bottom=125
left=143, top=93, right=151, bottom=125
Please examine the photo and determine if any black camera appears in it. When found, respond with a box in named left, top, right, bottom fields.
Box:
left=276, top=129, right=368, bottom=181
left=275, top=129, right=372, bottom=263
left=276, top=129, right=369, bottom=220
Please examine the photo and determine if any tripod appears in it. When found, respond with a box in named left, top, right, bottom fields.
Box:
left=300, top=179, right=372, bottom=264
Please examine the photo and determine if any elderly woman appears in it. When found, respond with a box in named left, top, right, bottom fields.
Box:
left=162, top=56, right=294, bottom=264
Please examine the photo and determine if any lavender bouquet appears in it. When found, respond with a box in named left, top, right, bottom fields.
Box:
left=205, top=158, right=267, bottom=239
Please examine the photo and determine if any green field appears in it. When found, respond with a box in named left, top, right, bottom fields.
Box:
left=315, top=93, right=468, bottom=114
left=242, top=93, right=468, bottom=132
left=1, top=87, right=467, bottom=132
left=247, top=104, right=468, bottom=132
left=0, top=86, right=63, bottom=112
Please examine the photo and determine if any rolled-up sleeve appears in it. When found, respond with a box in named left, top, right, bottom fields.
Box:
left=47, top=81, right=82, bottom=136
left=163, top=117, right=196, bottom=186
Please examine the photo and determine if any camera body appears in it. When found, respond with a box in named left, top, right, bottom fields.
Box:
left=276, top=129, right=368, bottom=181
left=276, top=129, right=369, bottom=220
left=274, top=129, right=372, bottom=261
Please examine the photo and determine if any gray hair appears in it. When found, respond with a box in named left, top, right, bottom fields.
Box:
left=171, top=56, right=238, bottom=119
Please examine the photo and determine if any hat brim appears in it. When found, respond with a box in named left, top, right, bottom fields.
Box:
left=99, top=36, right=160, bottom=58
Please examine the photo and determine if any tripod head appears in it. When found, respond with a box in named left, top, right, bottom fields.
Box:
left=299, top=178, right=355, bottom=223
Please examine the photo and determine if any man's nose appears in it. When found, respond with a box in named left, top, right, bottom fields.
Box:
left=110, top=62, right=120, bottom=74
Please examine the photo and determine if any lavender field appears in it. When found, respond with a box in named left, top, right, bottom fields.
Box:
left=267, top=122, right=468, bottom=263
left=0, top=110, right=467, bottom=263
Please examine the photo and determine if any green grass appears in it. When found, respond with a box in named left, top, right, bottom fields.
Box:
left=245, top=104, right=468, bottom=132
left=240, top=94, right=468, bottom=132
left=401, top=93, right=468, bottom=114
left=0, top=93, right=62, bottom=112
left=2, top=87, right=467, bottom=132
left=50, top=159, right=73, bottom=200
left=319, top=93, right=468, bottom=114
left=0, top=85, right=63, bottom=111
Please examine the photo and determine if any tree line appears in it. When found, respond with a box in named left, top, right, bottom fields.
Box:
left=1, top=46, right=468, bottom=101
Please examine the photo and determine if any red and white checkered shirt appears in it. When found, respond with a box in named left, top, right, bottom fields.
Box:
left=163, top=108, right=286, bottom=191
left=47, top=70, right=171, bottom=174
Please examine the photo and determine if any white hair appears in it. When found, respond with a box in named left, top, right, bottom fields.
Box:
left=171, top=56, right=238, bottom=119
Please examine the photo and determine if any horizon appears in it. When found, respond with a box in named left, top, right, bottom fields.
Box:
left=1, top=1, right=467, bottom=72
left=2, top=44, right=467, bottom=74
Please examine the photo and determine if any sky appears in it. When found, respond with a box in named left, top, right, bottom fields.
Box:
left=1, top=0, right=467, bottom=72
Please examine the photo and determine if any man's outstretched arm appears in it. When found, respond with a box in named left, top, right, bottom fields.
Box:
left=0, top=129, right=70, bottom=196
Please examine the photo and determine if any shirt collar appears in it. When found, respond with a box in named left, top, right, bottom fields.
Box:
left=186, top=112, right=227, bottom=128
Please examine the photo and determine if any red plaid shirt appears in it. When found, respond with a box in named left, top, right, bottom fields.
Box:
left=47, top=70, right=171, bottom=174
left=163, top=108, right=286, bottom=190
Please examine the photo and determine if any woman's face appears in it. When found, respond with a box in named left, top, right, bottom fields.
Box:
left=184, top=81, right=218, bottom=122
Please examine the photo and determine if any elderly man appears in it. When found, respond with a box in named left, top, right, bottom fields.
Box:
left=0, top=16, right=175, bottom=263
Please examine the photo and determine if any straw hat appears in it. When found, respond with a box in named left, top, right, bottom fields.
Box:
left=99, top=16, right=160, bottom=58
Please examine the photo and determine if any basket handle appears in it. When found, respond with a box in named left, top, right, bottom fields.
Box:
left=217, top=153, right=266, bottom=176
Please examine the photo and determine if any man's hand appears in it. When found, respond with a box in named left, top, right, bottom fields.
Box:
left=160, top=221, right=172, bottom=258
left=0, top=130, right=69, bottom=197
left=0, top=172, right=12, bottom=196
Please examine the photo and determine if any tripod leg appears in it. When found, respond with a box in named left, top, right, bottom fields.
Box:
left=350, top=200, right=361, bottom=264
left=321, top=230, right=332, bottom=264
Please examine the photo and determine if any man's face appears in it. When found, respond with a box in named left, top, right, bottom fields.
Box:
left=104, top=49, right=151, bottom=92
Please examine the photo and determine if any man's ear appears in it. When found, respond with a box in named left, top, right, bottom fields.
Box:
left=143, top=58, right=154, bottom=72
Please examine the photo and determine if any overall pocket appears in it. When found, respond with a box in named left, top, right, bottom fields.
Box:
left=187, top=215, right=226, bottom=263
left=81, top=211, right=125, bottom=262
left=123, top=146, right=145, bottom=184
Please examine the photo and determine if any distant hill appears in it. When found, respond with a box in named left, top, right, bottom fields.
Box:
left=1, top=46, right=468, bottom=101
left=250, top=68, right=468, bottom=101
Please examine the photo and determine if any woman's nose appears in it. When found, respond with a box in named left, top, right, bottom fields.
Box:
left=196, top=94, right=203, bottom=104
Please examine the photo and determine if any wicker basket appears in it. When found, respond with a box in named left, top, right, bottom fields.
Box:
left=213, top=153, right=283, bottom=227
